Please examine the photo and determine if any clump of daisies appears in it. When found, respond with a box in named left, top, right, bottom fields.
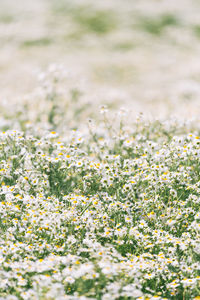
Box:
left=0, top=70, right=200, bottom=300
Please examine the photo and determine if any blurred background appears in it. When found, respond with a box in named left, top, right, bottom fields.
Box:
left=1, top=0, right=200, bottom=118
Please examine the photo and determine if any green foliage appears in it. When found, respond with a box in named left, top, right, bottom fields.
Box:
left=193, top=25, right=200, bottom=38
left=72, top=8, right=116, bottom=35
left=21, top=37, right=53, bottom=48
left=0, top=14, right=14, bottom=23
left=137, top=13, right=179, bottom=35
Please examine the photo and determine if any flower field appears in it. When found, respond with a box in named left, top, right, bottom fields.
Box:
left=1, top=0, right=200, bottom=299
left=0, top=70, right=200, bottom=299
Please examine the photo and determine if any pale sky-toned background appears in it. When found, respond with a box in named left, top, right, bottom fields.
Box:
left=1, top=0, right=200, bottom=117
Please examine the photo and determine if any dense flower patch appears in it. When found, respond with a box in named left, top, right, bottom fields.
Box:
left=1, top=0, right=200, bottom=298
left=0, top=107, right=200, bottom=299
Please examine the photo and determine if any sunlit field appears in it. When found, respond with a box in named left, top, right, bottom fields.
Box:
left=0, top=0, right=200, bottom=299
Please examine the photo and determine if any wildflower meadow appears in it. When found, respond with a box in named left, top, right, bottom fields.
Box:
left=0, top=0, right=200, bottom=299
left=0, top=68, right=200, bottom=300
